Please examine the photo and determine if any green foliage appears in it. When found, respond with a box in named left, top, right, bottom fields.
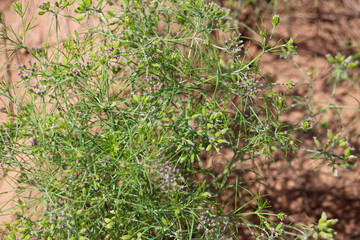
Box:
left=326, top=53, right=359, bottom=80
left=311, top=212, right=338, bottom=240
left=0, top=0, right=355, bottom=239
left=312, top=130, right=356, bottom=176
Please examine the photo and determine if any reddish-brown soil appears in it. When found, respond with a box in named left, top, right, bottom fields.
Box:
left=1, top=0, right=359, bottom=239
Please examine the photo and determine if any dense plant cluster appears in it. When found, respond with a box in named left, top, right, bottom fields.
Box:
left=0, top=0, right=354, bottom=239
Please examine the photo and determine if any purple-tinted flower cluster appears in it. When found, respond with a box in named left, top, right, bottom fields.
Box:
left=146, top=75, right=164, bottom=94
left=154, top=160, right=185, bottom=195
left=203, top=2, right=230, bottom=17
left=37, top=1, right=51, bottom=10
left=237, top=73, right=264, bottom=99
left=12, top=213, right=20, bottom=220
left=224, top=32, right=244, bottom=61
left=196, top=212, right=217, bottom=236
left=27, top=129, right=38, bottom=135
left=43, top=203, right=72, bottom=229
left=108, top=46, right=121, bottom=58
left=285, top=80, right=296, bottom=90
left=31, top=46, right=42, bottom=55
left=302, top=117, right=315, bottom=130
left=26, top=82, right=44, bottom=94
left=26, top=128, right=39, bottom=146
left=64, top=61, right=91, bottom=76
left=26, top=77, right=52, bottom=95
left=17, top=60, right=37, bottom=79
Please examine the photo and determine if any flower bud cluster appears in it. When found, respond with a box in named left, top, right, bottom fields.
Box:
left=37, top=1, right=51, bottom=10
left=146, top=75, right=164, bottom=94
left=224, top=32, right=244, bottom=61
left=285, top=80, right=296, bottom=90
left=26, top=128, right=39, bottom=146
left=17, top=60, right=37, bottom=79
left=153, top=160, right=185, bottom=195
left=326, top=53, right=359, bottom=68
left=272, top=14, right=280, bottom=27
left=43, top=203, right=72, bottom=230
left=237, top=73, right=264, bottom=99
left=31, top=46, right=42, bottom=55
left=203, top=2, right=230, bottom=18
left=277, top=43, right=297, bottom=60
left=251, top=214, right=287, bottom=239
left=196, top=212, right=217, bottom=236
left=108, top=46, right=121, bottom=58
left=302, top=117, right=315, bottom=130
left=26, top=77, right=52, bottom=95
left=64, top=61, right=91, bottom=76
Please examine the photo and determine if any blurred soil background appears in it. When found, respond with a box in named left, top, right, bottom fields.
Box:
left=0, top=0, right=85, bottom=233
left=224, top=0, right=360, bottom=239
left=1, top=0, right=360, bottom=239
